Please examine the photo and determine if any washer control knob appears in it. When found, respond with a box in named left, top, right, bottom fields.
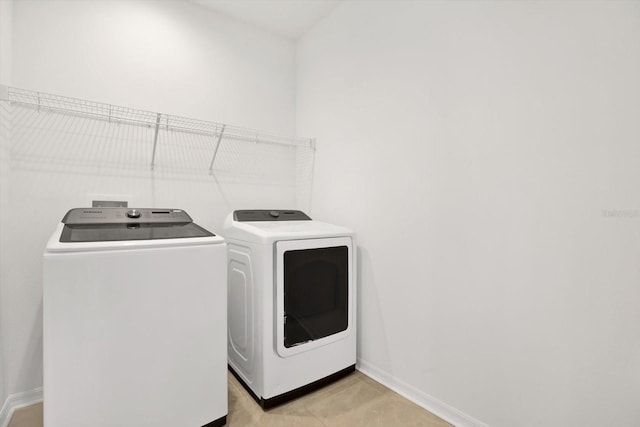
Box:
left=269, top=210, right=280, bottom=218
left=126, top=209, right=141, bottom=219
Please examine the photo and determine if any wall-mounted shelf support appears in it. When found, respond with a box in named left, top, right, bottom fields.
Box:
left=209, top=124, right=226, bottom=173
left=151, top=113, right=162, bottom=170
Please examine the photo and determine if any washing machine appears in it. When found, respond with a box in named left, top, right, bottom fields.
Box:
left=43, top=207, right=227, bottom=427
left=223, top=209, right=356, bottom=408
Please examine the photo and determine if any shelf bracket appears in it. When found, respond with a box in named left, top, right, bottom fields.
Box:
left=150, top=113, right=162, bottom=170
left=208, top=124, right=226, bottom=173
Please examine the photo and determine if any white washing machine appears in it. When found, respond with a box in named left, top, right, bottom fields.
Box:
left=223, top=209, right=356, bottom=408
left=43, top=208, right=227, bottom=427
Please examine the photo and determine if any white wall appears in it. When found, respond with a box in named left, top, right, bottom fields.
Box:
left=0, top=0, right=13, bottom=411
left=0, top=0, right=11, bottom=85
left=2, top=0, right=298, bottom=404
left=297, top=1, right=640, bottom=426
left=12, top=0, right=295, bottom=132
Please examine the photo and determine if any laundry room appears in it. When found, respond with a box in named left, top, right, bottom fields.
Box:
left=0, top=1, right=639, bottom=427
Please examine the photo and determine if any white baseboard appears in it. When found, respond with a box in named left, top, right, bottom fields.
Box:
left=0, top=388, right=43, bottom=427
left=0, top=365, right=487, bottom=427
left=356, top=359, right=489, bottom=427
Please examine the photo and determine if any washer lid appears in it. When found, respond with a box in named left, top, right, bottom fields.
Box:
left=58, top=208, right=214, bottom=243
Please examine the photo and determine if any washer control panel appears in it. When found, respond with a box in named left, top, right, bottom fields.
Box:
left=126, top=209, right=141, bottom=219
left=62, top=208, right=193, bottom=225
left=234, top=210, right=311, bottom=222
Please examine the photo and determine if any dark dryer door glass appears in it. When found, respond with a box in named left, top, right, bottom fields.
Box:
left=283, top=246, right=348, bottom=348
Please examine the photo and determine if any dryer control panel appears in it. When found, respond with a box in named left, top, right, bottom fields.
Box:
left=233, top=210, right=311, bottom=222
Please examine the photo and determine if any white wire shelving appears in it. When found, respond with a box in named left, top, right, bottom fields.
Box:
left=0, top=85, right=315, bottom=176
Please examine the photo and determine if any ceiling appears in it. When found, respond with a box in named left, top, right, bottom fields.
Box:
left=191, top=0, right=342, bottom=39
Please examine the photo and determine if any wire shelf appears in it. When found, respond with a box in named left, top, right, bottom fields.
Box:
left=0, top=86, right=315, bottom=203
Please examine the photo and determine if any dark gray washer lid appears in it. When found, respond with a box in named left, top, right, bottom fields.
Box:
left=59, top=208, right=214, bottom=242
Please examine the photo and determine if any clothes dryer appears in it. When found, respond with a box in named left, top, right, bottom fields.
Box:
left=223, top=209, right=356, bottom=408
left=43, top=208, right=227, bottom=427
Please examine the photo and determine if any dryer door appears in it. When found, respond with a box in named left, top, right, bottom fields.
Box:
left=275, top=236, right=353, bottom=358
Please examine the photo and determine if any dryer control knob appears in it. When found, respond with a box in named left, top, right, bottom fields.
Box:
left=127, top=209, right=141, bottom=219
left=269, top=210, right=280, bottom=218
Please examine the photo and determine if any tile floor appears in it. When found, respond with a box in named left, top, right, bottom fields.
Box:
left=8, top=371, right=452, bottom=427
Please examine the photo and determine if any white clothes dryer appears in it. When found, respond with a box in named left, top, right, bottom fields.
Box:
left=223, top=209, right=356, bottom=408
left=43, top=208, right=227, bottom=427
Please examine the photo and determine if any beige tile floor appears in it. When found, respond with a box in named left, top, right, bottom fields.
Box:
left=8, top=371, right=451, bottom=427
